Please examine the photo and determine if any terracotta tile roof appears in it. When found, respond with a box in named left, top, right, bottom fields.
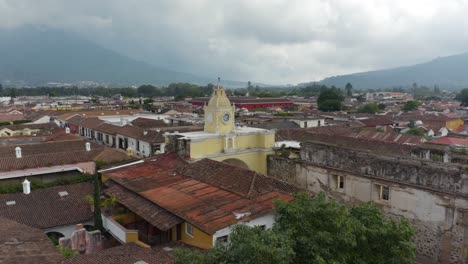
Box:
left=93, top=122, right=121, bottom=135
left=57, top=110, right=144, bottom=121
left=275, top=125, right=357, bottom=141
left=94, top=148, right=134, bottom=164
left=0, top=182, right=93, bottom=229
left=349, top=130, right=425, bottom=145
left=428, top=137, right=468, bottom=146
left=130, top=117, right=167, bottom=129
left=178, top=159, right=298, bottom=199
left=0, top=139, right=131, bottom=172
left=0, top=122, right=59, bottom=132
left=105, top=182, right=183, bottom=231
left=60, top=243, right=174, bottom=264
left=0, top=217, right=64, bottom=263
left=66, top=115, right=86, bottom=125
left=117, top=125, right=165, bottom=143
left=103, top=154, right=296, bottom=234
left=79, top=117, right=105, bottom=130
left=355, top=116, right=394, bottom=127
left=302, top=133, right=417, bottom=157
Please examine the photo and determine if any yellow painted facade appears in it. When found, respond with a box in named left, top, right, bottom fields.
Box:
left=446, top=119, right=464, bottom=130
left=179, top=222, right=214, bottom=249
left=209, top=150, right=273, bottom=175
left=204, top=86, right=235, bottom=134
left=175, top=84, right=276, bottom=174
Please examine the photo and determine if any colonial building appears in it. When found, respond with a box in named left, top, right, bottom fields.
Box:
left=99, top=153, right=296, bottom=249
left=267, top=132, right=468, bottom=264
left=0, top=182, right=93, bottom=240
left=167, top=84, right=275, bottom=174
left=191, top=96, right=293, bottom=111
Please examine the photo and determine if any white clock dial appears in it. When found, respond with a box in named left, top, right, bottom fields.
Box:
left=222, top=112, right=231, bottom=123
left=206, top=113, right=213, bottom=123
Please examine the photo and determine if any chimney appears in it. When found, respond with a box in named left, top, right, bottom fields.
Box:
left=85, top=142, right=91, bottom=151
left=120, top=116, right=124, bottom=126
left=22, top=179, right=30, bottom=194
left=65, top=127, right=70, bottom=134
left=15, top=147, right=22, bottom=158
left=143, top=131, right=148, bottom=136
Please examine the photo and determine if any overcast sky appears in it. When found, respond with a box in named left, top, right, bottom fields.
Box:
left=1, top=0, right=468, bottom=84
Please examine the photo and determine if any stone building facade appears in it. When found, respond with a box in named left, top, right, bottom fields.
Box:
left=267, top=140, right=468, bottom=264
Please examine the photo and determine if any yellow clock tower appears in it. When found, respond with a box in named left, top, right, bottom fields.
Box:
left=204, top=84, right=235, bottom=134
left=166, top=79, right=275, bottom=174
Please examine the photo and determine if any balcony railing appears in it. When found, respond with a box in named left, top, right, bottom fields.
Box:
left=102, top=214, right=138, bottom=243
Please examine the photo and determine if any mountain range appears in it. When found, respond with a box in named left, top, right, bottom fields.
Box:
left=318, top=53, right=468, bottom=90
left=0, top=26, right=248, bottom=87
left=2, top=26, right=468, bottom=90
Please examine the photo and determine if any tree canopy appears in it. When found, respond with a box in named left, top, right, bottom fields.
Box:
left=455, top=88, right=468, bottom=106
left=318, top=88, right=344, bottom=112
left=175, top=193, right=416, bottom=264
left=357, top=103, right=379, bottom=114
left=345, top=83, right=353, bottom=97
left=402, top=100, right=421, bottom=112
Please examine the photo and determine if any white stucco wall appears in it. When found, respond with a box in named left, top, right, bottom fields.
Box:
left=44, top=220, right=94, bottom=238
left=212, top=213, right=275, bottom=246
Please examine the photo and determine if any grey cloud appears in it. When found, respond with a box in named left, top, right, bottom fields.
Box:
left=1, top=0, right=468, bottom=84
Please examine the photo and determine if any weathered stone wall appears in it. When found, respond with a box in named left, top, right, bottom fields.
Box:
left=267, top=156, right=297, bottom=184
left=267, top=142, right=468, bottom=263
left=301, top=142, right=468, bottom=195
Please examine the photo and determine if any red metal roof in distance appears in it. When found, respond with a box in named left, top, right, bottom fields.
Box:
left=103, top=153, right=296, bottom=234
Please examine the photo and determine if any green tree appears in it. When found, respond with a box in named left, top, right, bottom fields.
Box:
left=9, top=88, right=17, bottom=98
left=455, top=88, right=468, bottom=106
left=345, top=82, right=353, bottom=97
left=357, top=103, right=379, bottom=114
left=378, top=103, right=386, bottom=110
left=176, top=193, right=416, bottom=264
left=405, top=128, right=425, bottom=137
left=275, top=193, right=416, bottom=264
left=92, top=174, right=103, bottom=231
left=175, top=225, right=294, bottom=264
left=318, top=88, right=344, bottom=112
left=349, top=204, right=416, bottom=264
left=137, top=84, right=161, bottom=97
left=434, top=85, right=441, bottom=95
left=402, top=100, right=421, bottom=111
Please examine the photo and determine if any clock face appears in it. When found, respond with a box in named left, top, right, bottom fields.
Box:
left=222, top=112, right=231, bottom=123
left=206, top=113, right=213, bottom=123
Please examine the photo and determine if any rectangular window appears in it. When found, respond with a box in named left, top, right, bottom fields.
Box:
left=331, top=175, right=345, bottom=190
left=337, top=176, right=344, bottom=189
left=136, top=140, right=140, bottom=151
left=376, top=184, right=390, bottom=200
left=185, top=223, right=194, bottom=237
left=215, top=235, right=228, bottom=245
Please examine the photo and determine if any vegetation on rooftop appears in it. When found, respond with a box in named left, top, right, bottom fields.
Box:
left=175, top=192, right=416, bottom=264
left=0, top=173, right=93, bottom=194
left=0, top=119, right=32, bottom=127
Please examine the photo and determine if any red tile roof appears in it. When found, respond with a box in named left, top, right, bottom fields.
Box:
left=349, top=130, right=425, bottom=145
left=0, top=217, right=64, bottom=263
left=103, top=153, right=296, bottom=234
left=0, top=182, right=93, bottom=229
left=428, top=137, right=468, bottom=146
left=0, top=139, right=132, bottom=172
left=60, top=243, right=174, bottom=264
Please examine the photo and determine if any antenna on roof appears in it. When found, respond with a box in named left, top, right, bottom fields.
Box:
left=217, top=77, right=221, bottom=90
